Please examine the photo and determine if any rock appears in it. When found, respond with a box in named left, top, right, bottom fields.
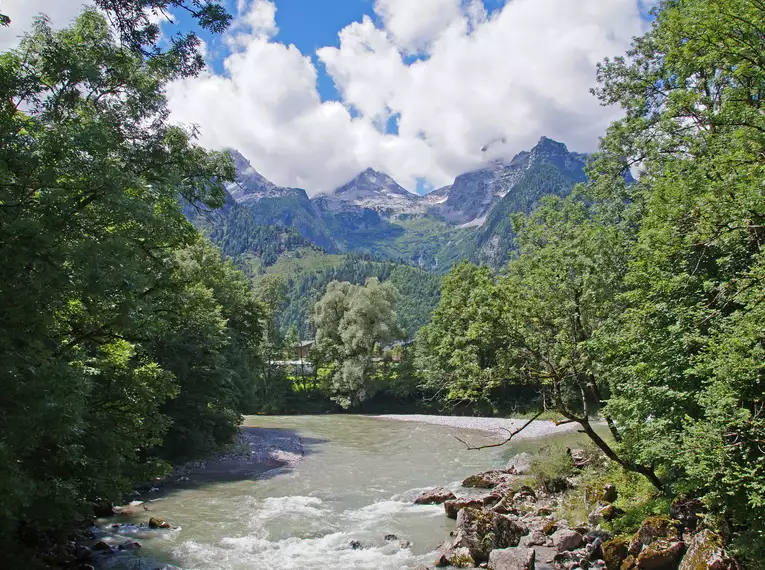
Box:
left=524, top=529, right=549, bottom=547
left=446, top=497, right=496, bottom=519
left=93, top=501, right=114, bottom=518
left=488, top=547, right=536, bottom=570
left=590, top=503, right=626, bottom=525
left=415, top=487, right=457, bottom=505
left=463, top=470, right=515, bottom=489
left=434, top=553, right=450, bottom=567
left=117, top=540, right=141, bottom=550
left=453, top=507, right=525, bottom=562
left=92, top=541, right=111, bottom=552
left=399, top=540, right=413, bottom=549
left=349, top=539, right=362, bottom=550
left=384, top=534, right=398, bottom=541
left=570, top=448, right=588, bottom=468
left=622, top=555, right=637, bottom=570
left=635, top=539, right=685, bottom=570
left=603, top=485, right=619, bottom=503
left=537, top=507, right=554, bottom=516
left=543, top=520, right=559, bottom=535
left=148, top=516, right=171, bottom=529
left=678, top=530, right=731, bottom=570
left=450, top=546, right=477, bottom=568
left=506, top=452, right=534, bottom=475
left=75, top=544, right=93, bottom=561
left=670, top=498, right=705, bottom=531
left=629, top=516, right=681, bottom=555
left=553, top=529, right=584, bottom=552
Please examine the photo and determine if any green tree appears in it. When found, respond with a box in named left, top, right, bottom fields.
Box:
left=588, top=0, right=765, bottom=557
left=312, top=278, right=400, bottom=407
left=416, top=262, right=506, bottom=409
left=0, top=7, right=271, bottom=562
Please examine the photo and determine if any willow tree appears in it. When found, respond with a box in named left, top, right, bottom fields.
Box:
left=313, top=278, right=400, bottom=407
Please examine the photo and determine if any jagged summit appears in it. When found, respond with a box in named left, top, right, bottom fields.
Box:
left=433, top=136, right=588, bottom=225
left=334, top=168, right=415, bottom=198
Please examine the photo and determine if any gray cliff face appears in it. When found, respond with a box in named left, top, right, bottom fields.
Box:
left=321, top=168, right=425, bottom=217
left=433, top=137, right=588, bottom=225
left=213, top=138, right=593, bottom=266
left=225, top=149, right=308, bottom=204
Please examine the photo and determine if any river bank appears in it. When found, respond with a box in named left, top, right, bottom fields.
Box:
left=74, top=414, right=734, bottom=570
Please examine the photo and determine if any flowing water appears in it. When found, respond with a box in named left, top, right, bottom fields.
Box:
left=96, top=415, right=589, bottom=570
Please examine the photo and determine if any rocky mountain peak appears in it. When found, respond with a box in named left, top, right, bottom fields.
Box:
left=335, top=168, right=414, bottom=198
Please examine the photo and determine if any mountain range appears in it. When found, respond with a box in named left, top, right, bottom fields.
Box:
left=184, top=136, right=592, bottom=335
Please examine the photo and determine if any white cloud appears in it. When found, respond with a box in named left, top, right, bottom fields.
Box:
left=0, top=0, right=86, bottom=51
left=231, top=0, right=278, bottom=41
left=0, top=0, right=650, bottom=195
left=169, top=0, right=647, bottom=194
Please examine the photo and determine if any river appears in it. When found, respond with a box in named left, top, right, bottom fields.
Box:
left=95, top=415, right=589, bottom=570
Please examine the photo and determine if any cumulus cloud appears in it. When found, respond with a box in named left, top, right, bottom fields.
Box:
left=169, top=0, right=647, bottom=194
left=0, top=0, right=650, bottom=195
left=0, top=0, right=85, bottom=50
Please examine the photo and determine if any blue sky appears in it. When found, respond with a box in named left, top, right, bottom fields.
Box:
left=0, top=0, right=655, bottom=194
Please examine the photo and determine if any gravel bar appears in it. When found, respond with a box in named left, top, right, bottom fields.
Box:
left=374, top=414, right=580, bottom=440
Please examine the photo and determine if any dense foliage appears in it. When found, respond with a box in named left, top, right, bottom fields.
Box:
left=271, top=253, right=441, bottom=339
left=312, top=278, right=403, bottom=407
left=418, top=0, right=765, bottom=560
left=0, top=7, right=269, bottom=563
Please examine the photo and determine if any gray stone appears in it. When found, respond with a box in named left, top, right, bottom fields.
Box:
left=414, top=486, right=457, bottom=505
left=552, top=528, right=584, bottom=552
left=489, top=547, right=536, bottom=570
left=506, top=452, right=534, bottom=475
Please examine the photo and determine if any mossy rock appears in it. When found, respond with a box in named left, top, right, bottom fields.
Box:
left=678, top=530, right=728, bottom=570
left=621, top=555, right=637, bottom=570
left=603, top=537, right=630, bottom=570
left=636, top=539, right=685, bottom=570
left=449, top=546, right=476, bottom=568
left=542, top=520, right=559, bottom=535
left=629, top=515, right=681, bottom=555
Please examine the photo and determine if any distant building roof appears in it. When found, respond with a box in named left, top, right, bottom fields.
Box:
left=298, top=340, right=315, bottom=348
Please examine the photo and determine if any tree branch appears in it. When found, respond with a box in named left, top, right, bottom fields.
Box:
left=452, top=411, right=544, bottom=450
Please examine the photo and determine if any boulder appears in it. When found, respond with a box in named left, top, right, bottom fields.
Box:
left=434, top=553, right=450, bottom=567
left=148, top=516, right=171, bottom=529
left=602, top=539, right=630, bottom=570
left=463, top=470, right=515, bottom=489
left=446, top=496, right=498, bottom=519
left=552, top=528, right=584, bottom=552
left=453, top=507, right=525, bottom=562
left=450, top=546, right=477, bottom=568
left=488, top=547, right=536, bottom=570
left=629, top=516, right=681, bottom=555
left=92, top=541, right=111, bottom=552
left=603, top=484, right=619, bottom=503
left=415, top=487, right=457, bottom=505
left=506, top=452, right=534, bottom=475
left=678, top=530, right=731, bottom=570
left=635, top=539, right=685, bottom=570
left=590, top=503, right=626, bottom=525
left=670, top=498, right=705, bottom=531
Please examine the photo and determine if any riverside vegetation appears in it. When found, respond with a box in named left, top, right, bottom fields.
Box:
left=0, top=0, right=764, bottom=568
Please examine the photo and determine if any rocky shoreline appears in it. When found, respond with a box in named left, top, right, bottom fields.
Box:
left=33, top=426, right=306, bottom=569
left=410, top=451, right=736, bottom=570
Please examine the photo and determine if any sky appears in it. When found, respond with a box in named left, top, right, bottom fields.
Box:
left=0, top=0, right=656, bottom=195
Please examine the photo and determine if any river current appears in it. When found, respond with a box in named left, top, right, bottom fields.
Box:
left=96, top=415, right=587, bottom=570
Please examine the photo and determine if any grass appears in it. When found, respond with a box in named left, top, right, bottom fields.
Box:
left=557, top=452, right=671, bottom=535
